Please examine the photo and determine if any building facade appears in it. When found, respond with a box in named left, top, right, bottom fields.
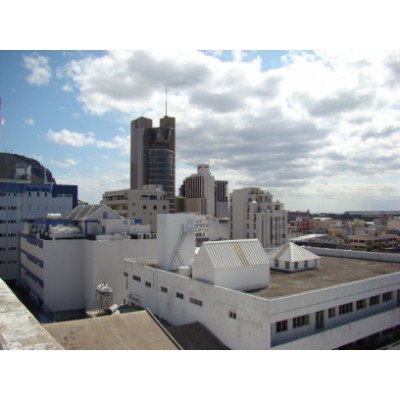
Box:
left=19, top=205, right=155, bottom=320
left=230, top=187, right=288, bottom=248
left=122, top=214, right=400, bottom=350
left=0, top=166, right=77, bottom=281
left=101, top=185, right=169, bottom=232
left=179, top=164, right=228, bottom=218
left=130, top=115, right=176, bottom=212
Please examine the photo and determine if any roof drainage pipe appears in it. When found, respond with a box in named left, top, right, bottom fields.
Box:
left=105, top=304, right=120, bottom=315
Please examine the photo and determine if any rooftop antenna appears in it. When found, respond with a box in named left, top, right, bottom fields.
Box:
left=165, top=87, right=168, bottom=116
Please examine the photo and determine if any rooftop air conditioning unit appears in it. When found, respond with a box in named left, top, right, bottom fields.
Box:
left=145, top=233, right=152, bottom=239
left=152, top=233, right=157, bottom=239
left=137, top=233, right=144, bottom=239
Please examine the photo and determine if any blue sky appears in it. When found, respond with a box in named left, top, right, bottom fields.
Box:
left=1, top=49, right=400, bottom=213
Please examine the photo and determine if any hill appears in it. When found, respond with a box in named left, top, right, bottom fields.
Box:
left=0, top=152, right=56, bottom=184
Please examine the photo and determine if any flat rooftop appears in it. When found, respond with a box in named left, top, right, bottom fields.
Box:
left=44, top=310, right=180, bottom=350
left=250, top=256, right=400, bottom=299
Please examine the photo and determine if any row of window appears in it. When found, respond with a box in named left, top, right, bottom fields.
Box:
left=276, top=291, right=397, bottom=334
left=0, top=247, right=17, bottom=251
left=0, top=220, right=17, bottom=224
left=0, top=260, right=18, bottom=265
left=0, top=206, right=17, bottom=210
left=0, top=233, right=17, bottom=237
left=141, top=205, right=167, bottom=210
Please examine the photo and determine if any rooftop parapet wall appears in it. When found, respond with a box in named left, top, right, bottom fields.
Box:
left=0, top=279, right=63, bottom=350
left=305, top=247, right=400, bottom=263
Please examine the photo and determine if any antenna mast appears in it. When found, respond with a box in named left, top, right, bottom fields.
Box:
left=165, top=88, right=168, bottom=116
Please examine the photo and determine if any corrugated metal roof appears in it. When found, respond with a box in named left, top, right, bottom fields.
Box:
left=64, top=204, right=106, bottom=221
left=202, top=239, right=270, bottom=270
left=267, top=242, right=320, bottom=262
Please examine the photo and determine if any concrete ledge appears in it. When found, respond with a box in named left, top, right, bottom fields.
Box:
left=0, top=279, right=63, bottom=350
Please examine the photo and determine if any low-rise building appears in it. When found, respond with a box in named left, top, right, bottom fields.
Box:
left=101, top=185, right=169, bottom=232
left=19, top=204, right=156, bottom=320
left=122, top=214, right=400, bottom=350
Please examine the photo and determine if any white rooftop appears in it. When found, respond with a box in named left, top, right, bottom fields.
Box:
left=200, top=239, right=269, bottom=270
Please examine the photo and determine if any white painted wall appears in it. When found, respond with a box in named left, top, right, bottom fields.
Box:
left=157, top=214, right=196, bottom=270
left=124, top=256, right=400, bottom=349
left=124, top=260, right=271, bottom=349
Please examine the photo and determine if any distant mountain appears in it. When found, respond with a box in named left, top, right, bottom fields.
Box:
left=0, top=152, right=56, bottom=184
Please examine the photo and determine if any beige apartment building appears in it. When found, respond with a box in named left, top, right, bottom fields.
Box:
left=230, top=187, right=287, bottom=248
left=101, top=185, right=169, bottom=232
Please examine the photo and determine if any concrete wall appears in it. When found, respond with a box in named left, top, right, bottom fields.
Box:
left=157, top=214, right=196, bottom=270
left=43, top=240, right=84, bottom=311
left=124, top=261, right=271, bottom=349
left=125, top=256, right=400, bottom=349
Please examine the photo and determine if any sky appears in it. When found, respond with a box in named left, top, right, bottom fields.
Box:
left=1, top=49, right=400, bottom=213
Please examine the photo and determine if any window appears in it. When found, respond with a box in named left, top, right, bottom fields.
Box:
left=294, top=262, right=298, bottom=270
left=339, top=302, right=353, bottom=315
left=161, top=286, right=168, bottom=293
left=145, top=281, right=152, bottom=288
left=328, top=308, right=336, bottom=318
left=285, top=261, right=290, bottom=270
left=274, top=259, right=279, bottom=268
left=382, top=291, right=393, bottom=302
left=132, top=275, right=141, bottom=282
left=356, top=299, right=367, bottom=310
left=143, top=205, right=147, bottom=210
left=229, top=311, right=237, bottom=320
left=163, top=205, right=167, bottom=210
left=315, top=311, right=324, bottom=330
left=190, top=297, right=203, bottom=307
left=369, top=295, right=380, bottom=306
left=176, top=292, right=184, bottom=299
left=276, top=320, right=288, bottom=333
left=293, top=314, right=310, bottom=328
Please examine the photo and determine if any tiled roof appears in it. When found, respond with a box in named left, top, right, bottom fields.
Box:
left=267, top=242, right=320, bottom=263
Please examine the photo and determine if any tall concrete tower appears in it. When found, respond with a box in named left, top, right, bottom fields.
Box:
left=130, top=115, right=176, bottom=212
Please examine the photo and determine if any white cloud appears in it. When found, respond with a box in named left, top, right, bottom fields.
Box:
left=24, top=118, right=34, bottom=126
left=23, top=52, right=52, bottom=86
left=62, top=83, right=73, bottom=92
left=47, top=129, right=96, bottom=147
left=61, top=50, right=400, bottom=212
left=50, top=158, right=80, bottom=168
left=47, top=128, right=129, bottom=155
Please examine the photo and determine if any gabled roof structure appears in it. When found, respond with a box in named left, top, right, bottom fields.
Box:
left=267, top=242, right=320, bottom=272
left=65, top=204, right=122, bottom=221
left=268, top=242, right=320, bottom=263
left=192, top=239, right=270, bottom=290
left=201, top=239, right=270, bottom=270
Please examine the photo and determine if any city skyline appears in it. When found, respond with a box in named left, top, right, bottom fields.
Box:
left=0, top=50, right=399, bottom=213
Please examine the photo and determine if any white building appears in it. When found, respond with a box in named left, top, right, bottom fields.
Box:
left=101, top=185, right=169, bottom=232
left=230, top=187, right=288, bottom=248
left=122, top=214, right=400, bottom=350
left=0, top=165, right=77, bottom=281
left=19, top=204, right=155, bottom=320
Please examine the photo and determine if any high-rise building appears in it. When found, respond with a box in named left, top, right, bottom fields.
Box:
left=179, top=164, right=229, bottom=218
left=230, top=187, right=288, bottom=248
left=130, top=115, right=176, bottom=213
